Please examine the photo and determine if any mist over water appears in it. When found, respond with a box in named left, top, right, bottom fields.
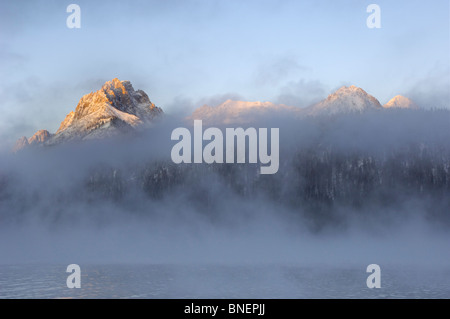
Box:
left=0, top=109, right=449, bottom=266
left=0, top=109, right=449, bottom=298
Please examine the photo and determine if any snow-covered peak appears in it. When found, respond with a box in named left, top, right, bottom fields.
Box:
left=15, top=79, right=163, bottom=150
left=50, top=78, right=163, bottom=144
left=72, top=78, right=161, bottom=123
left=308, top=85, right=382, bottom=115
left=383, top=95, right=419, bottom=109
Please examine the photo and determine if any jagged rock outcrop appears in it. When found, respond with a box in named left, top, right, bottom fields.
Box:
left=28, top=130, right=51, bottom=146
left=14, top=78, right=163, bottom=150
left=13, top=130, right=51, bottom=152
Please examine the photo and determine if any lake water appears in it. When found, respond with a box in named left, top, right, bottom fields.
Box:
left=0, top=264, right=449, bottom=298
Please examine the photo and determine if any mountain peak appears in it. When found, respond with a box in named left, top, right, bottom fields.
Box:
left=383, top=95, right=419, bottom=109
left=332, top=85, right=372, bottom=98
left=101, top=78, right=132, bottom=98
left=28, top=130, right=51, bottom=145
left=12, top=130, right=52, bottom=152
left=103, top=77, right=124, bottom=89
left=336, top=85, right=361, bottom=92
left=53, top=78, right=163, bottom=143
left=309, top=85, right=382, bottom=115
left=15, top=79, right=163, bottom=150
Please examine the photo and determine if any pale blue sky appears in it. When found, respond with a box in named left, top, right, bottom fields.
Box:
left=0, top=0, right=449, bottom=146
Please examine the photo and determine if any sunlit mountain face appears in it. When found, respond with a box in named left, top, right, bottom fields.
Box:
left=383, top=95, right=419, bottom=109
left=14, top=78, right=163, bottom=151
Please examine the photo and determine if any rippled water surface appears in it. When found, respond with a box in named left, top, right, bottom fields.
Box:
left=1, top=264, right=449, bottom=299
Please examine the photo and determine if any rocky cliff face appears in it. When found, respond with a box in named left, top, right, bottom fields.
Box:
left=15, top=78, right=163, bottom=150
left=13, top=130, right=52, bottom=152
left=28, top=130, right=51, bottom=145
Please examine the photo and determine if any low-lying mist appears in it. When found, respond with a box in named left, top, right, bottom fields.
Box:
left=0, top=108, right=449, bottom=266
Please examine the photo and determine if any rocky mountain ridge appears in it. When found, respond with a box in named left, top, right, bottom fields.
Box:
left=14, top=82, right=421, bottom=150
left=15, top=78, right=163, bottom=150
